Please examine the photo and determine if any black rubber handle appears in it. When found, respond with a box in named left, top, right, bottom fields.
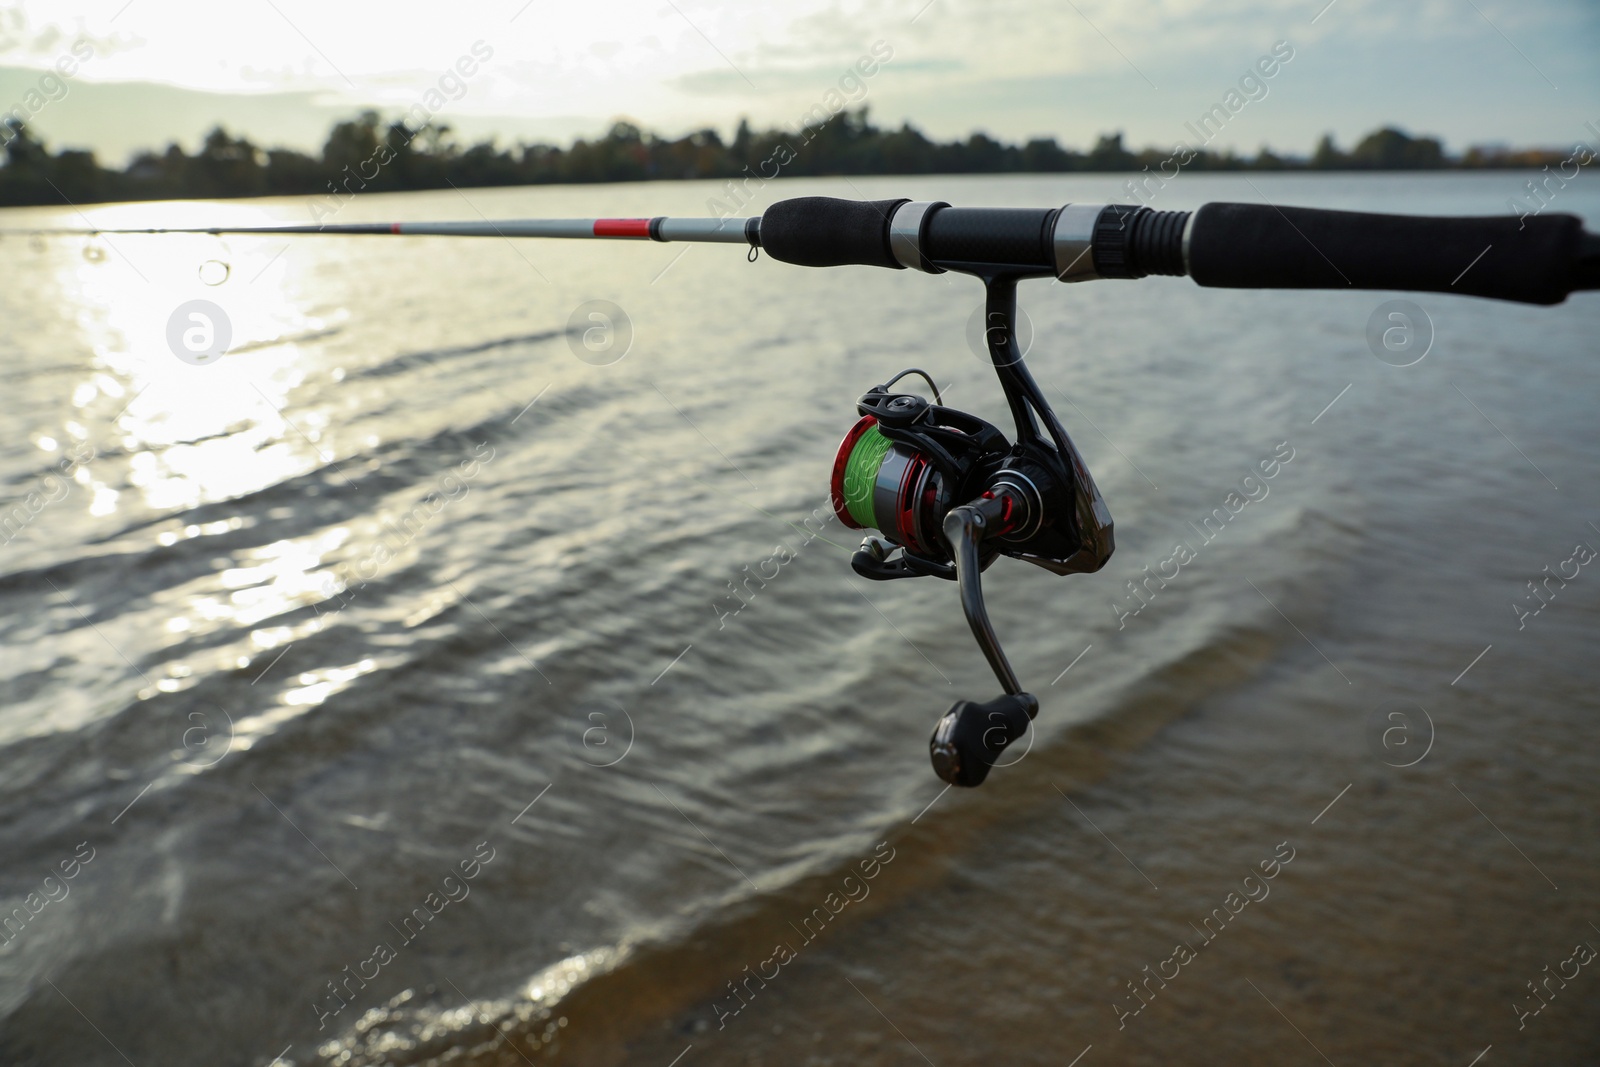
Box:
left=929, top=692, right=1038, bottom=788
left=760, top=196, right=907, bottom=269
left=1188, top=202, right=1585, bottom=306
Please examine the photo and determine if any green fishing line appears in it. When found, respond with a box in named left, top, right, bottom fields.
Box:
left=842, top=423, right=892, bottom=530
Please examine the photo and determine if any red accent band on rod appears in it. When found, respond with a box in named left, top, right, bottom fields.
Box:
left=593, top=218, right=652, bottom=237
left=390, top=222, right=402, bottom=234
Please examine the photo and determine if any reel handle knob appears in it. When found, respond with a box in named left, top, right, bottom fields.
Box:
left=928, top=691, right=1039, bottom=788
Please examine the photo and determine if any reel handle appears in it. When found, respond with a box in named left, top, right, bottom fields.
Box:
left=929, top=691, right=1039, bottom=787
left=928, top=488, right=1040, bottom=787
left=944, top=491, right=1028, bottom=695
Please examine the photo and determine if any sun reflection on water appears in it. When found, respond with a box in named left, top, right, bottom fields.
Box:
left=56, top=202, right=342, bottom=519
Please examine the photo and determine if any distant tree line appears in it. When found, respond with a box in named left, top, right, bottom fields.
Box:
left=0, top=108, right=1578, bottom=209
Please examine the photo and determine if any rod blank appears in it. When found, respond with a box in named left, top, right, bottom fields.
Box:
left=0, top=216, right=761, bottom=243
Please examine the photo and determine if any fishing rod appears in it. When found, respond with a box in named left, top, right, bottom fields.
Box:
left=15, top=196, right=1599, bottom=787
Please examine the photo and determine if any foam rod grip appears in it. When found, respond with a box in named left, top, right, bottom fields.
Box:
left=1187, top=202, right=1585, bottom=306
left=760, top=196, right=908, bottom=269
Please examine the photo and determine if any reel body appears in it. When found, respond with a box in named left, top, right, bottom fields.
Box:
left=828, top=277, right=1113, bottom=788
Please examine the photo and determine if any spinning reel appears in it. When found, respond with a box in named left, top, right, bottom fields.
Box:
left=829, top=275, right=1114, bottom=788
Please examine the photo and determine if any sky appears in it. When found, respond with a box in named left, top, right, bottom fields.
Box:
left=0, top=0, right=1597, bottom=164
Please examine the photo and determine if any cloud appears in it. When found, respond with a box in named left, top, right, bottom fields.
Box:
left=674, top=57, right=962, bottom=97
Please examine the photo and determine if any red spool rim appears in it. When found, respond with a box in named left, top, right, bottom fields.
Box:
left=830, top=415, right=878, bottom=529
left=895, top=451, right=928, bottom=555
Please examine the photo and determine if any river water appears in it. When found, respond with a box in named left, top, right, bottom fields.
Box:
left=0, top=172, right=1596, bottom=1065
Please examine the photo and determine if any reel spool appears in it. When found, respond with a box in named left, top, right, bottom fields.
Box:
left=828, top=283, right=1114, bottom=788
left=830, top=369, right=1009, bottom=580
